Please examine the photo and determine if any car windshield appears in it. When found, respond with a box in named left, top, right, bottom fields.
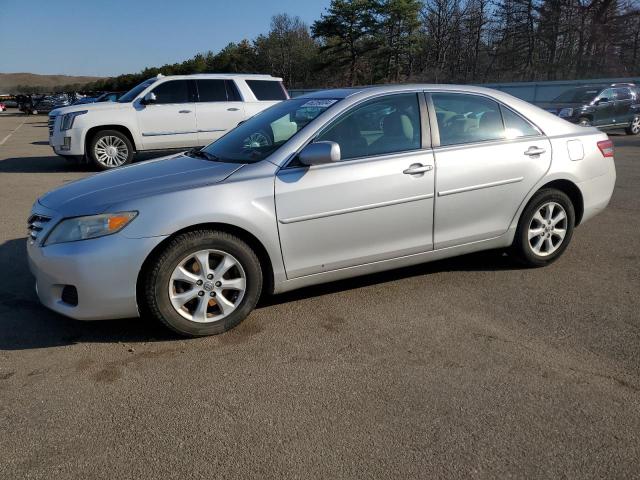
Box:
left=118, top=79, right=156, bottom=103
left=553, top=87, right=602, bottom=103
left=199, top=98, right=341, bottom=163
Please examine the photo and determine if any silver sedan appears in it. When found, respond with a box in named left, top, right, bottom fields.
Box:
left=27, top=85, right=616, bottom=336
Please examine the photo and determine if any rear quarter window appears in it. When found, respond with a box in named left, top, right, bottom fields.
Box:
left=246, top=80, right=288, bottom=101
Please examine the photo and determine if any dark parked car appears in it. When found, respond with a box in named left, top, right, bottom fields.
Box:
left=72, top=91, right=123, bottom=105
left=19, top=93, right=75, bottom=114
left=546, top=83, right=640, bottom=135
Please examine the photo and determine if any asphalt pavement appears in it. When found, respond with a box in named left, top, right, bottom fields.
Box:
left=0, top=111, right=638, bottom=479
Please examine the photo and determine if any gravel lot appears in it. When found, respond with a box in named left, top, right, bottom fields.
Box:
left=1, top=111, right=639, bottom=479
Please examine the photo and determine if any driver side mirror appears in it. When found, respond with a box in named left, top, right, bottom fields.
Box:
left=596, top=97, right=609, bottom=105
left=142, top=92, right=157, bottom=105
left=298, top=141, right=341, bottom=166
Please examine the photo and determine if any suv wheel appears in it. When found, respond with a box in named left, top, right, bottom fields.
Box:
left=512, top=189, right=575, bottom=267
left=88, top=129, right=134, bottom=170
left=578, top=117, right=591, bottom=127
left=141, top=230, right=263, bottom=337
left=626, top=116, right=640, bottom=135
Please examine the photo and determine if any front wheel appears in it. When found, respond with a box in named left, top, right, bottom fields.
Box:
left=141, top=230, right=263, bottom=337
left=512, top=189, right=575, bottom=267
left=625, top=116, right=640, bottom=135
left=88, top=129, right=134, bottom=170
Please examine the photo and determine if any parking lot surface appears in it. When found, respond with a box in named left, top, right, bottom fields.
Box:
left=1, top=111, right=639, bottom=479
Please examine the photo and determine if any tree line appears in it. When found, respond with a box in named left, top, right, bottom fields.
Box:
left=80, top=0, right=640, bottom=93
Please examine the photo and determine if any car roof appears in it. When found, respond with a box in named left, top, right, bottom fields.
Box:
left=153, top=73, right=283, bottom=81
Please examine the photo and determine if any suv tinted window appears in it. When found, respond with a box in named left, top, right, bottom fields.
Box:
left=432, top=93, right=504, bottom=146
left=614, top=88, right=632, bottom=101
left=316, top=93, right=421, bottom=160
left=151, top=80, right=190, bottom=104
left=225, top=80, right=242, bottom=101
left=246, top=80, right=287, bottom=101
left=501, top=106, right=540, bottom=138
left=197, top=80, right=227, bottom=102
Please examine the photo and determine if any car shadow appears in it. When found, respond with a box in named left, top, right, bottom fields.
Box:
left=259, top=249, right=518, bottom=308
left=0, top=155, right=89, bottom=173
left=0, top=236, right=521, bottom=351
left=0, top=151, right=185, bottom=173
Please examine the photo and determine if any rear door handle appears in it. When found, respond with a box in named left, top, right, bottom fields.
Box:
left=227, top=107, right=240, bottom=111
left=179, top=110, right=192, bottom=114
left=524, top=146, right=546, bottom=157
left=403, top=163, right=433, bottom=175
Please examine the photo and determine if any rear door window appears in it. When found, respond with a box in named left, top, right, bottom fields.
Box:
left=614, top=88, right=632, bottom=101
left=501, top=106, right=541, bottom=138
left=225, top=80, right=242, bottom=101
left=432, top=93, right=505, bottom=146
left=246, top=80, right=288, bottom=101
left=196, top=80, right=227, bottom=102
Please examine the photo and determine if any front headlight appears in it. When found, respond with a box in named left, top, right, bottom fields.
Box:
left=44, top=212, right=137, bottom=246
left=558, top=108, right=574, bottom=118
left=60, top=110, right=88, bottom=131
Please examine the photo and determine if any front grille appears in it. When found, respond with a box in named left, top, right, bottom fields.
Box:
left=27, top=214, right=51, bottom=242
left=48, top=115, right=56, bottom=136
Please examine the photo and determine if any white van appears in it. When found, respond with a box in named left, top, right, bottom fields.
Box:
left=48, top=74, right=288, bottom=169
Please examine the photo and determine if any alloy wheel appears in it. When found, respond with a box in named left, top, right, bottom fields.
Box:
left=168, top=249, right=247, bottom=323
left=528, top=201, right=568, bottom=257
left=631, top=116, right=640, bottom=134
left=94, top=135, right=129, bottom=167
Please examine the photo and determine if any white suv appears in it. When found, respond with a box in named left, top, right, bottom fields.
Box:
left=48, top=74, right=288, bottom=170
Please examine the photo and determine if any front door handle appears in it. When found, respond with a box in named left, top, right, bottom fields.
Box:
left=227, top=107, right=240, bottom=111
left=178, top=109, right=192, bottom=114
left=524, top=146, right=546, bottom=157
left=403, top=163, right=433, bottom=175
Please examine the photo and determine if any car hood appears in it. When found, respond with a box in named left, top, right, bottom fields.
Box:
left=50, top=101, right=129, bottom=116
left=38, top=154, right=244, bottom=215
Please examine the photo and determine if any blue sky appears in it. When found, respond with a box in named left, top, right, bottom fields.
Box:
left=0, top=0, right=331, bottom=77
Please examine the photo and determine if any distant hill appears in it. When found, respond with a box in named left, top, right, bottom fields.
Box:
left=0, top=72, right=106, bottom=93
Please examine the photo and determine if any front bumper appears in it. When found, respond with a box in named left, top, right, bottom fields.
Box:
left=49, top=118, right=85, bottom=156
left=27, top=231, right=167, bottom=320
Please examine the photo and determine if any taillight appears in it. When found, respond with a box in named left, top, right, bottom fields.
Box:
left=597, top=139, right=614, bottom=158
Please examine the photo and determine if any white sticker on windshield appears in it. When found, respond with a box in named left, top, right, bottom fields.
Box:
left=301, top=99, right=338, bottom=108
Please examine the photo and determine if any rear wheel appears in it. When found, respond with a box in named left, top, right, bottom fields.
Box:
left=625, top=115, right=640, bottom=135
left=88, top=129, right=134, bottom=170
left=512, top=189, right=575, bottom=267
left=141, top=230, right=263, bottom=337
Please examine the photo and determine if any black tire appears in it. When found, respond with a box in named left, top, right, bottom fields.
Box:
left=512, top=188, right=575, bottom=267
left=625, top=115, right=640, bottom=135
left=87, top=129, right=134, bottom=171
left=578, top=117, right=591, bottom=127
left=141, top=230, right=263, bottom=337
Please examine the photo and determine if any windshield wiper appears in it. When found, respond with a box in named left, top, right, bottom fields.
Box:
left=186, top=148, right=219, bottom=161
